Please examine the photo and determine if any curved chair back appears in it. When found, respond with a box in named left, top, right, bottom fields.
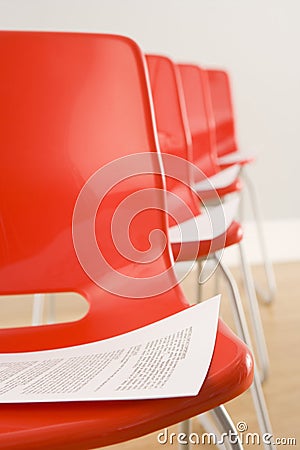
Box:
left=146, top=54, right=200, bottom=224
left=206, top=69, right=237, bottom=156
left=178, top=64, right=220, bottom=180
left=0, top=31, right=186, bottom=352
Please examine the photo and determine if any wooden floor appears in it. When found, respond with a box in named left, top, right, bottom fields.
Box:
left=0, top=262, right=299, bottom=449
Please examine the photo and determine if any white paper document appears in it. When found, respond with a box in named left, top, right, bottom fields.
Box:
left=0, top=296, right=220, bottom=403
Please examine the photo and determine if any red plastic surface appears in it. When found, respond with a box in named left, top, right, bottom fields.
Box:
left=172, top=221, right=243, bottom=262
left=178, top=64, right=241, bottom=195
left=207, top=69, right=255, bottom=168
left=206, top=69, right=237, bottom=157
left=146, top=54, right=200, bottom=224
left=146, top=55, right=243, bottom=260
left=200, top=178, right=243, bottom=201
left=0, top=32, right=253, bottom=449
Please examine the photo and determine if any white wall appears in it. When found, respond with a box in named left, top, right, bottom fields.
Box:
left=1, top=0, right=299, bottom=223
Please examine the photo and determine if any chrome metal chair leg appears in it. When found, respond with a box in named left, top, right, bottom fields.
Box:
left=238, top=181, right=245, bottom=224
left=32, top=294, right=56, bottom=325
left=197, top=411, right=228, bottom=450
left=32, top=293, right=45, bottom=325
left=239, top=241, right=270, bottom=382
left=178, top=420, right=191, bottom=450
left=242, top=169, right=276, bottom=303
left=216, top=256, right=276, bottom=450
left=250, top=370, right=276, bottom=450
left=214, top=264, right=221, bottom=296
left=211, top=405, right=243, bottom=450
left=197, top=258, right=203, bottom=302
left=197, top=257, right=221, bottom=301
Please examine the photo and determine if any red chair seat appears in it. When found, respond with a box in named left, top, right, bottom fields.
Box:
left=218, top=154, right=255, bottom=169
left=0, top=320, right=253, bottom=450
left=172, top=220, right=243, bottom=262
left=198, top=178, right=243, bottom=201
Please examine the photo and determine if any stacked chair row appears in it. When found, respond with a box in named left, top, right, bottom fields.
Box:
left=146, top=53, right=274, bottom=449
left=206, top=69, right=276, bottom=304
left=0, top=31, right=275, bottom=450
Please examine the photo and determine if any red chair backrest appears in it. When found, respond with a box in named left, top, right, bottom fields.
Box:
left=146, top=54, right=200, bottom=224
left=0, top=32, right=187, bottom=352
left=206, top=69, right=238, bottom=156
left=178, top=64, right=220, bottom=179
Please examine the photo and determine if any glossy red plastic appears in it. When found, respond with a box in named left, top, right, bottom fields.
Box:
left=0, top=32, right=253, bottom=449
left=146, top=54, right=243, bottom=260
left=206, top=69, right=255, bottom=166
left=146, top=54, right=200, bottom=221
left=178, top=64, right=242, bottom=195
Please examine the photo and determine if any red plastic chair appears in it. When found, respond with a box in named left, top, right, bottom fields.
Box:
left=177, top=64, right=242, bottom=200
left=146, top=54, right=274, bottom=448
left=0, top=31, right=253, bottom=450
left=206, top=69, right=254, bottom=166
left=146, top=55, right=242, bottom=261
left=206, top=69, right=276, bottom=303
